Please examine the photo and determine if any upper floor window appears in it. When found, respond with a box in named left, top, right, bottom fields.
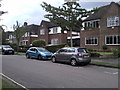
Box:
left=105, top=35, right=120, bottom=45
left=53, top=27, right=58, bottom=34
left=84, top=20, right=100, bottom=29
left=85, top=37, right=98, bottom=45
left=40, top=29, right=45, bottom=35
left=107, top=16, right=119, bottom=27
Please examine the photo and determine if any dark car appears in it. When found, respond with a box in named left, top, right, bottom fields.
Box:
left=51, top=47, right=91, bottom=66
left=0, top=45, right=14, bottom=55
left=26, top=47, right=53, bottom=60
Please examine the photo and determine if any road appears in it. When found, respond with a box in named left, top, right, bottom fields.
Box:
left=2, top=55, right=118, bottom=88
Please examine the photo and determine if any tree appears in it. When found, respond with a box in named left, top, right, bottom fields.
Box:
left=32, top=40, right=46, bottom=47
left=13, top=21, right=26, bottom=53
left=41, top=1, right=95, bottom=47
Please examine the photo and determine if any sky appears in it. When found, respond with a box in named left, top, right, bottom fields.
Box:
left=0, top=0, right=118, bottom=31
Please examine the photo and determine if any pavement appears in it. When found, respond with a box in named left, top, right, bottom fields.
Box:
left=92, top=58, right=119, bottom=64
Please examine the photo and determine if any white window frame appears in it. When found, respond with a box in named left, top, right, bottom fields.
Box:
left=51, top=39, right=59, bottom=45
left=107, top=16, right=120, bottom=27
left=85, top=37, right=98, bottom=45
left=40, top=29, right=45, bottom=35
left=105, top=35, right=120, bottom=45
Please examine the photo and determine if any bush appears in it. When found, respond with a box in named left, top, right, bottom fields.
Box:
left=102, top=45, right=108, bottom=50
left=32, top=40, right=46, bottom=47
left=111, top=48, right=120, bottom=57
left=18, top=45, right=30, bottom=53
left=45, top=43, right=67, bottom=53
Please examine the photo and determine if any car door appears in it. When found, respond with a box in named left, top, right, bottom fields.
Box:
left=55, top=49, right=67, bottom=61
left=29, top=48, right=36, bottom=58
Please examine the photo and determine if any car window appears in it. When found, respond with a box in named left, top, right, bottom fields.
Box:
left=58, top=49, right=67, bottom=53
left=67, top=48, right=75, bottom=52
left=37, top=48, right=48, bottom=52
left=29, top=48, right=35, bottom=51
left=3, top=45, right=11, bottom=48
left=78, top=48, right=88, bottom=53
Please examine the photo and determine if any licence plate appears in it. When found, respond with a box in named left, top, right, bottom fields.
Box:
left=84, top=56, right=89, bottom=58
left=9, top=51, right=12, bottom=53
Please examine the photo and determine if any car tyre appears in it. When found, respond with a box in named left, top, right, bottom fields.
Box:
left=38, top=55, right=42, bottom=60
left=71, top=59, right=77, bottom=66
left=26, top=54, right=30, bottom=59
left=52, top=57, right=56, bottom=63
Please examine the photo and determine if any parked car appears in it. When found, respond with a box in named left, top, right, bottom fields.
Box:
left=51, top=47, right=91, bottom=66
left=26, top=47, right=53, bottom=60
left=0, top=45, right=14, bottom=55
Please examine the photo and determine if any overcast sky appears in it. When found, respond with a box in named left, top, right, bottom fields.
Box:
left=0, top=0, right=116, bottom=31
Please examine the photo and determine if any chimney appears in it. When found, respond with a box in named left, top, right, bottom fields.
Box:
left=24, top=22, right=28, bottom=26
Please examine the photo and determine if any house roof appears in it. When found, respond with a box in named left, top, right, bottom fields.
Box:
left=23, top=24, right=39, bottom=32
left=41, top=20, right=58, bottom=28
left=84, top=2, right=120, bottom=21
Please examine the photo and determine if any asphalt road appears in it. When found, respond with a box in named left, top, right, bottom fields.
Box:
left=2, top=55, right=118, bottom=88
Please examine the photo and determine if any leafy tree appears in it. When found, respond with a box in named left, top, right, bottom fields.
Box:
left=32, top=40, right=46, bottom=47
left=41, top=1, right=95, bottom=47
left=13, top=21, right=26, bottom=53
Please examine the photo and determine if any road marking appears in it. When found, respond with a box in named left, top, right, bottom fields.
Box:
left=0, top=73, right=29, bottom=90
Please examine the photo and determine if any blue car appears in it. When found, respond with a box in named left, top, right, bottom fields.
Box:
left=26, top=47, right=53, bottom=60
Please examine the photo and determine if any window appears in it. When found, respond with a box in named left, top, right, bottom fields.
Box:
left=84, top=20, right=100, bottom=29
left=40, top=29, right=45, bottom=35
left=105, top=35, right=120, bottom=45
left=85, top=37, right=98, bottom=45
left=67, top=48, right=75, bottom=52
left=53, top=27, right=58, bottom=34
left=51, top=39, right=59, bottom=45
left=107, top=16, right=119, bottom=27
left=58, top=49, right=67, bottom=53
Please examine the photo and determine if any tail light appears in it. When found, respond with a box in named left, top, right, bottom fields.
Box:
left=77, top=53, right=82, bottom=57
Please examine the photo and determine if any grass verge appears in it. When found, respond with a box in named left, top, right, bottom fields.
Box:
left=2, top=79, right=16, bottom=88
left=91, top=61, right=120, bottom=68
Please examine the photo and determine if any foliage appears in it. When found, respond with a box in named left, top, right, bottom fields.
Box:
left=32, top=40, right=46, bottom=47
left=45, top=43, right=67, bottom=53
left=111, top=48, right=120, bottom=57
left=13, top=21, right=26, bottom=52
left=41, top=1, right=96, bottom=46
left=102, top=45, right=108, bottom=50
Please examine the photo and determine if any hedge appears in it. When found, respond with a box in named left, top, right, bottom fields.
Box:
left=45, top=43, right=68, bottom=53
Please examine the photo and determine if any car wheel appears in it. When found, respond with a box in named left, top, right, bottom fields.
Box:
left=71, top=59, right=77, bottom=66
left=2, top=51, right=5, bottom=55
left=52, top=57, right=56, bottom=63
left=38, top=55, right=42, bottom=60
left=26, top=54, right=30, bottom=59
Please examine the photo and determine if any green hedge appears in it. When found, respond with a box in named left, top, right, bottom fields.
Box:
left=45, top=43, right=68, bottom=53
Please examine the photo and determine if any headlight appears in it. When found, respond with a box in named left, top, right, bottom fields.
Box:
left=40, top=52, right=46, bottom=56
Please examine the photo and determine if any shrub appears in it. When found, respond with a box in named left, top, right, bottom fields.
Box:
left=32, top=40, right=46, bottom=47
left=111, top=48, right=120, bottom=57
left=45, top=43, right=67, bottom=53
left=102, top=45, right=108, bottom=50
left=90, top=52, right=101, bottom=57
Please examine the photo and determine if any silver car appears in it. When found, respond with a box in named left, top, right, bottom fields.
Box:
left=51, top=47, right=91, bottom=66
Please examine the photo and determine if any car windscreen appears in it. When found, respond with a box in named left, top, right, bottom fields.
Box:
left=78, top=48, right=89, bottom=53
left=3, top=46, right=11, bottom=48
left=37, top=48, right=49, bottom=52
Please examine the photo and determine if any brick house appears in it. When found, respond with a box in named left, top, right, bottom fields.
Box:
left=38, top=20, right=80, bottom=46
left=80, top=2, right=120, bottom=50
left=20, top=23, right=40, bottom=46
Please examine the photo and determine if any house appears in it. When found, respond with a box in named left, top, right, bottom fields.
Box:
left=80, top=2, right=120, bottom=50
left=38, top=20, right=80, bottom=46
left=20, top=22, right=40, bottom=46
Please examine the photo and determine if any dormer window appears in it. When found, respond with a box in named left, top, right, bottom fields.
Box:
left=107, top=16, right=119, bottom=27
left=53, top=27, right=58, bottom=34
